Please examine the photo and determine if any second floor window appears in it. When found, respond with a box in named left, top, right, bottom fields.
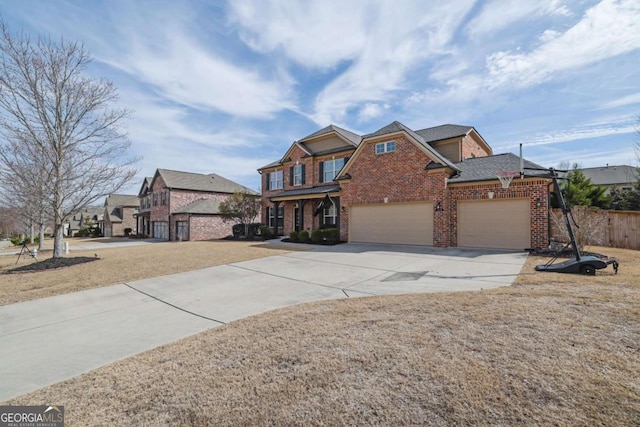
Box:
left=292, top=164, right=305, bottom=186
left=161, top=192, right=166, bottom=206
left=152, top=193, right=158, bottom=206
left=376, top=140, right=396, bottom=154
left=269, top=170, right=283, bottom=190
left=323, top=158, right=345, bottom=183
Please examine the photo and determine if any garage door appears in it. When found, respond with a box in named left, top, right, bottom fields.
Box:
left=350, top=203, right=433, bottom=245
left=458, top=199, right=530, bottom=249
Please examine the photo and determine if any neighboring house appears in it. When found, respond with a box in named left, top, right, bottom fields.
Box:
left=136, top=169, right=258, bottom=241
left=103, top=194, right=139, bottom=237
left=580, top=165, right=638, bottom=192
left=259, top=121, right=551, bottom=250
left=64, top=207, right=103, bottom=237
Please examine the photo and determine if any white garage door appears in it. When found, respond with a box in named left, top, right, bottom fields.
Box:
left=458, top=199, right=530, bottom=249
left=350, top=203, right=433, bottom=246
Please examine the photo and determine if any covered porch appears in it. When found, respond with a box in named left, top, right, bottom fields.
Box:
left=267, top=185, right=341, bottom=237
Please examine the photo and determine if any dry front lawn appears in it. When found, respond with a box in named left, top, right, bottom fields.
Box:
left=7, top=246, right=640, bottom=426
left=0, top=239, right=291, bottom=306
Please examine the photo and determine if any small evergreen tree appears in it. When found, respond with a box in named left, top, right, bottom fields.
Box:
left=561, top=164, right=610, bottom=208
left=609, top=186, right=629, bottom=210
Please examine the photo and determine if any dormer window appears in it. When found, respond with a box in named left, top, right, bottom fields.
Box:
left=376, top=141, right=396, bottom=154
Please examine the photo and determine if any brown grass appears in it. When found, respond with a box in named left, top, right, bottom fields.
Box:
left=7, top=246, right=640, bottom=426
left=0, top=238, right=292, bottom=306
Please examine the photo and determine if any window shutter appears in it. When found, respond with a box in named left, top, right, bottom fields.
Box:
left=289, top=167, right=294, bottom=186
left=301, top=164, right=306, bottom=185
left=266, top=172, right=271, bottom=190
left=319, top=162, right=324, bottom=183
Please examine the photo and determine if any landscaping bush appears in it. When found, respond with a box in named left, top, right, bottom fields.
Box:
left=298, top=230, right=309, bottom=243
left=289, top=230, right=298, bottom=242
left=311, top=229, right=322, bottom=244
left=323, top=228, right=339, bottom=243
left=258, top=225, right=275, bottom=240
left=10, top=235, right=23, bottom=246
left=124, top=228, right=132, bottom=236
left=92, top=227, right=101, bottom=237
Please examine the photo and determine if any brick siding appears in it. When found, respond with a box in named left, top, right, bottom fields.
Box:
left=262, top=129, right=550, bottom=248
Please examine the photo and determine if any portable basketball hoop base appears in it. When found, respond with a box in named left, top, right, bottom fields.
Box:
left=496, top=171, right=520, bottom=189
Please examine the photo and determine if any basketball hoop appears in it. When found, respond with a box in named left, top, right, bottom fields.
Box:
left=496, top=171, right=520, bottom=189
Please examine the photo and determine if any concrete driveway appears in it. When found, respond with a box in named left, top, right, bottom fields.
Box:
left=0, top=243, right=527, bottom=401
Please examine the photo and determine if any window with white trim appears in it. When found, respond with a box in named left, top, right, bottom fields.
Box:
left=269, top=170, right=283, bottom=190
left=293, top=164, right=303, bottom=186
left=323, top=158, right=345, bottom=182
left=375, top=140, right=396, bottom=154
left=322, top=203, right=337, bottom=227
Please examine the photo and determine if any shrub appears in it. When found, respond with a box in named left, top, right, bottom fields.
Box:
left=298, top=230, right=309, bottom=243
left=92, top=227, right=101, bottom=237
left=323, top=228, right=339, bottom=243
left=258, top=225, right=275, bottom=240
left=10, top=235, right=23, bottom=246
left=124, top=228, right=132, bottom=236
left=289, top=230, right=299, bottom=242
left=311, top=229, right=322, bottom=244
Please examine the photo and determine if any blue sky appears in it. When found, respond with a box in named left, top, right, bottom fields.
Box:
left=2, top=0, right=639, bottom=193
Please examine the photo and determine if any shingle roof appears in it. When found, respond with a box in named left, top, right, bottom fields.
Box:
left=105, top=194, right=139, bottom=208
left=414, top=124, right=473, bottom=143
left=156, top=169, right=258, bottom=194
left=300, top=124, right=362, bottom=146
left=448, top=153, right=548, bottom=183
left=580, top=165, right=638, bottom=186
left=270, top=184, right=340, bottom=199
left=258, top=159, right=283, bottom=170
left=65, top=207, right=103, bottom=228
left=173, top=199, right=222, bottom=214
left=363, top=121, right=459, bottom=171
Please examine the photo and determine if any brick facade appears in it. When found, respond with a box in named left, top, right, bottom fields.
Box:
left=106, top=207, right=137, bottom=236
left=147, top=173, right=236, bottom=241
left=260, top=123, right=550, bottom=249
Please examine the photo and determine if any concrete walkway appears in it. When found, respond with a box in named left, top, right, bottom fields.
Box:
left=0, top=243, right=527, bottom=401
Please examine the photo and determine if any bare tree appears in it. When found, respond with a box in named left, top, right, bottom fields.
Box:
left=219, top=191, right=262, bottom=237
left=0, top=21, right=139, bottom=257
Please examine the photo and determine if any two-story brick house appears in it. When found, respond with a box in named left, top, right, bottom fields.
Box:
left=136, top=169, right=258, bottom=241
left=103, top=194, right=139, bottom=237
left=259, top=121, right=551, bottom=250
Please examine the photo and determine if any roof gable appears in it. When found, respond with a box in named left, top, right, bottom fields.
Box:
left=338, top=121, right=460, bottom=180
left=299, top=124, right=361, bottom=146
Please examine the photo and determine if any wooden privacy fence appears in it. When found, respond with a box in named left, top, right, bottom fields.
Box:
left=551, top=208, right=640, bottom=250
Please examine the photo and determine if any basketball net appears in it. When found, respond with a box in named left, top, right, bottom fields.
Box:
left=496, top=172, right=520, bottom=189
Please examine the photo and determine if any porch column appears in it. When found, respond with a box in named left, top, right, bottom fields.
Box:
left=299, top=199, right=307, bottom=231
left=273, top=201, right=281, bottom=236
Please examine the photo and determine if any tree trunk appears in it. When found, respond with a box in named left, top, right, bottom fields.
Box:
left=53, top=222, right=65, bottom=257
left=38, top=210, right=45, bottom=251
left=29, top=223, right=34, bottom=244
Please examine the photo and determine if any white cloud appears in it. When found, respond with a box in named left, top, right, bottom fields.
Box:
left=310, top=0, right=475, bottom=125
left=466, top=0, right=571, bottom=39
left=600, top=92, right=640, bottom=109
left=357, top=103, right=388, bottom=122
left=228, top=0, right=369, bottom=70
left=486, top=0, right=640, bottom=89
left=496, top=117, right=637, bottom=150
